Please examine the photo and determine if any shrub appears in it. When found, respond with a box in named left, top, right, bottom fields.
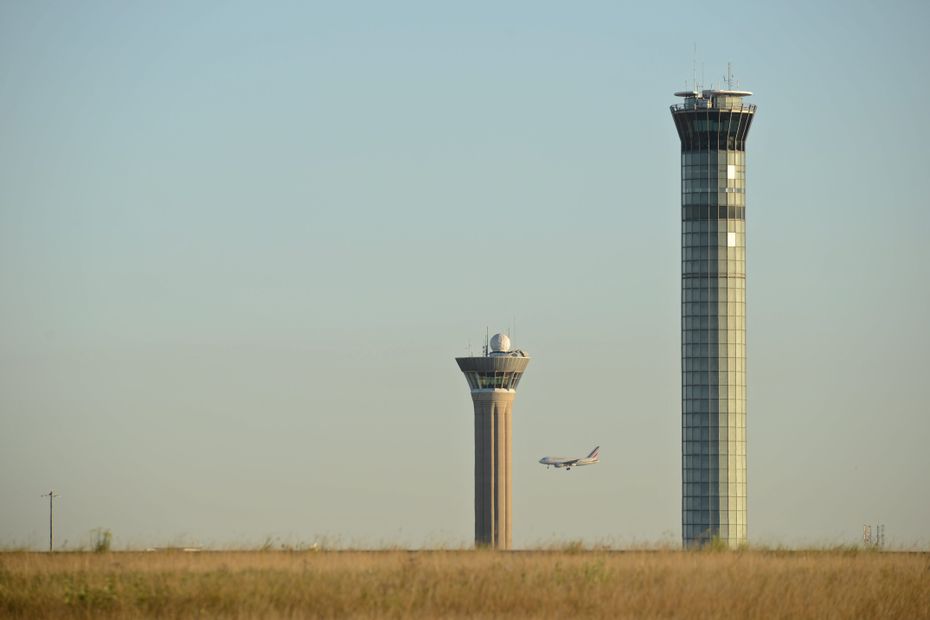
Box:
left=91, top=528, right=112, bottom=553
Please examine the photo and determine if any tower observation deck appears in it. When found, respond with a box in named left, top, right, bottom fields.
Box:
left=671, top=88, right=756, bottom=548
left=456, top=333, right=530, bottom=549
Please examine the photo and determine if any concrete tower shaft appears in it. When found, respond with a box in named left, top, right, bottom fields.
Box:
left=456, top=350, right=529, bottom=549
left=671, top=89, right=756, bottom=548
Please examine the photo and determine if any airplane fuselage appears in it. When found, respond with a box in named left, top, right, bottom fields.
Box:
left=538, top=447, right=599, bottom=470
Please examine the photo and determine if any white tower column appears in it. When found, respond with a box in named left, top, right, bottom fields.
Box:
left=456, top=333, right=529, bottom=549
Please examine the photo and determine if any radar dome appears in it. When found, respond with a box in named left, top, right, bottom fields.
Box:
left=489, top=333, right=511, bottom=353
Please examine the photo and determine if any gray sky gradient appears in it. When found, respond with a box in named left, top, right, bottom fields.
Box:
left=2, top=0, right=929, bottom=549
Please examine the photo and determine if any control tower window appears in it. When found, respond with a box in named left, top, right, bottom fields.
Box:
left=473, top=372, right=523, bottom=390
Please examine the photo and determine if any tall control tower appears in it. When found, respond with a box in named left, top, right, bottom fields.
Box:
left=671, top=87, right=756, bottom=547
left=456, top=333, right=530, bottom=549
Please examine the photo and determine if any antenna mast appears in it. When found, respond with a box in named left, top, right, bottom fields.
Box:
left=692, top=43, right=697, bottom=91
left=41, top=490, right=60, bottom=552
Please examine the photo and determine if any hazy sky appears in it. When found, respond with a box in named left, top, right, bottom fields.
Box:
left=2, top=0, right=928, bottom=550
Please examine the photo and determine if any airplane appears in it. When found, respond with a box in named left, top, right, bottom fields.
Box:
left=538, top=446, right=600, bottom=471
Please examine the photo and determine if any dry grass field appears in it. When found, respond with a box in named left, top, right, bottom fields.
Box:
left=1, top=548, right=928, bottom=619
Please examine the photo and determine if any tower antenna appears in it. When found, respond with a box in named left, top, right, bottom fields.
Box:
left=692, top=43, right=697, bottom=91
left=40, top=490, right=60, bottom=552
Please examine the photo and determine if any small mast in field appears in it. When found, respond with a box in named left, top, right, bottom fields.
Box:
left=40, top=490, right=60, bottom=552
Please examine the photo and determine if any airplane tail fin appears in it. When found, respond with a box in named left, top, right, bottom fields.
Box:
left=587, top=446, right=600, bottom=461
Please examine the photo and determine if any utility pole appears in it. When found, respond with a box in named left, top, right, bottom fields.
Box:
left=41, top=490, right=59, bottom=552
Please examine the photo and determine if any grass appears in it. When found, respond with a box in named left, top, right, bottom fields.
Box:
left=1, top=548, right=928, bottom=618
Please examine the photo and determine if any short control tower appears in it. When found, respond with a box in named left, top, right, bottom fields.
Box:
left=456, top=333, right=530, bottom=549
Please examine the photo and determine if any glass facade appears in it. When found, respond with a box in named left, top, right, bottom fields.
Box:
left=672, top=92, right=755, bottom=548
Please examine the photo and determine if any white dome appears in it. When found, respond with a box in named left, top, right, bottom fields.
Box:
left=489, top=333, right=511, bottom=353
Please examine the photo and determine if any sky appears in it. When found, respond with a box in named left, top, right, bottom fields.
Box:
left=1, top=0, right=929, bottom=550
